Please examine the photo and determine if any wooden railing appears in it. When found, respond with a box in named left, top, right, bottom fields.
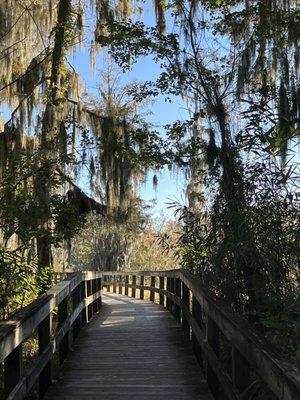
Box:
left=102, top=270, right=300, bottom=400
left=0, top=271, right=102, bottom=400
left=1, top=269, right=299, bottom=400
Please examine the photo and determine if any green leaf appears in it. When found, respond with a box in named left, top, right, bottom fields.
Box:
left=210, top=0, right=222, bottom=6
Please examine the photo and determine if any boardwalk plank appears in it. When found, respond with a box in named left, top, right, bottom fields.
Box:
left=45, top=293, right=213, bottom=400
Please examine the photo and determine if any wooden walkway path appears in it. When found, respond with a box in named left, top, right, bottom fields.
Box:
left=44, top=292, right=212, bottom=400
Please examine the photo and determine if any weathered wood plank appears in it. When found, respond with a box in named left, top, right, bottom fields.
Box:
left=3, top=268, right=299, bottom=400
left=44, top=293, right=213, bottom=400
left=180, top=270, right=300, bottom=400
left=0, top=271, right=102, bottom=400
left=0, top=272, right=85, bottom=362
left=39, top=315, right=52, bottom=399
left=4, top=344, right=22, bottom=398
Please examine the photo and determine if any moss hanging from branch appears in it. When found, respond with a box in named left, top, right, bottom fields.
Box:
left=0, top=0, right=168, bottom=284
left=0, top=0, right=56, bottom=109
left=49, top=0, right=72, bottom=104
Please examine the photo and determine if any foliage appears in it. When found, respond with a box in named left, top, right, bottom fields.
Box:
left=125, top=217, right=181, bottom=271
left=0, top=0, right=169, bottom=314
left=70, top=199, right=149, bottom=271
left=0, top=143, right=85, bottom=317
left=71, top=210, right=180, bottom=272
left=0, top=0, right=299, bottom=371
left=0, top=144, right=83, bottom=243
left=98, top=0, right=300, bottom=362
left=0, top=247, right=39, bottom=319
left=262, top=292, right=300, bottom=361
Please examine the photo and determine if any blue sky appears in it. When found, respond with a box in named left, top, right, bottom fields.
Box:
left=72, top=52, right=188, bottom=218
left=68, top=6, right=189, bottom=219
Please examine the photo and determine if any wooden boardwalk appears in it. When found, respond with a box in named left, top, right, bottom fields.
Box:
left=2, top=271, right=298, bottom=400
left=45, top=292, right=212, bottom=400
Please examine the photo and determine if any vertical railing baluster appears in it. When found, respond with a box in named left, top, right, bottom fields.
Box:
left=140, top=275, right=144, bottom=299
left=232, top=347, right=250, bottom=394
left=118, top=275, right=123, bottom=294
left=150, top=276, right=155, bottom=302
left=72, top=284, right=81, bottom=340
left=58, top=296, right=69, bottom=365
left=182, top=282, right=190, bottom=337
left=125, top=275, right=129, bottom=296
left=170, top=277, right=175, bottom=315
left=174, top=277, right=181, bottom=323
left=166, top=277, right=171, bottom=311
left=92, top=279, right=98, bottom=314
left=159, top=276, right=165, bottom=306
left=132, top=275, right=136, bottom=298
left=80, top=279, right=87, bottom=327
left=87, top=280, right=93, bottom=320
left=38, top=314, right=51, bottom=399
left=105, top=275, right=111, bottom=292
left=97, top=277, right=102, bottom=309
left=4, top=344, right=22, bottom=398
left=108, top=275, right=112, bottom=292
left=207, top=316, right=220, bottom=399
left=113, top=275, right=117, bottom=293
left=192, top=295, right=203, bottom=368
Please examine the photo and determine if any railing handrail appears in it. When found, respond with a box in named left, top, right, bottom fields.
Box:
left=0, top=270, right=102, bottom=400
left=103, top=269, right=300, bottom=400
left=179, top=269, right=300, bottom=400
left=0, top=271, right=102, bottom=361
left=102, top=269, right=180, bottom=277
left=0, top=272, right=79, bottom=362
left=1, top=268, right=299, bottom=400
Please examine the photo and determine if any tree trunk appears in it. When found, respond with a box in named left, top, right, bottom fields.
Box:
left=37, top=237, right=52, bottom=292
left=35, top=0, right=72, bottom=290
left=216, top=100, right=266, bottom=312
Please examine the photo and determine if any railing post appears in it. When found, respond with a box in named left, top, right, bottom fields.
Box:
left=4, top=344, right=22, bottom=398
left=80, top=279, right=87, bottom=327
left=105, top=275, right=110, bottom=292
left=174, top=277, right=181, bottom=323
left=192, top=295, right=203, bottom=368
left=113, top=275, right=117, bottom=293
left=207, top=316, right=220, bottom=399
left=97, top=277, right=102, bottom=309
left=170, top=277, right=175, bottom=315
left=58, top=297, right=69, bottom=365
left=132, top=275, right=136, bottom=298
left=72, top=284, right=81, bottom=340
left=159, top=276, right=165, bottom=306
left=125, top=275, right=129, bottom=296
left=38, top=315, right=51, bottom=399
left=150, top=276, right=155, bottom=302
left=118, top=275, right=123, bottom=294
left=182, top=282, right=190, bottom=337
left=140, top=275, right=144, bottom=299
left=108, top=275, right=112, bottom=292
left=232, top=347, right=251, bottom=393
left=166, top=277, right=171, bottom=311
left=92, top=279, right=98, bottom=314
left=87, top=280, right=93, bottom=320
